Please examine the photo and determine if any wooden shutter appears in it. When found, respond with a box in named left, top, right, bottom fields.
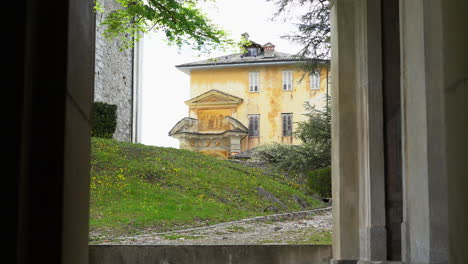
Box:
left=282, top=113, right=292, bottom=136
left=249, top=115, right=259, bottom=136
left=249, top=72, right=259, bottom=92
left=283, top=71, right=292, bottom=90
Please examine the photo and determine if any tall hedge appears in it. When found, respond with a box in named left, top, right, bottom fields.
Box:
left=91, top=102, right=117, bottom=139
left=307, top=167, right=331, bottom=198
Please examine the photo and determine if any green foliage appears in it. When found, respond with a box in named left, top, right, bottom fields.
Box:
left=253, top=96, right=331, bottom=174
left=252, top=143, right=298, bottom=165
left=95, top=0, right=237, bottom=52
left=89, top=138, right=323, bottom=240
left=269, top=0, right=330, bottom=78
left=293, top=96, right=331, bottom=170
left=91, top=102, right=117, bottom=139
left=307, top=167, right=331, bottom=198
left=94, top=0, right=104, bottom=13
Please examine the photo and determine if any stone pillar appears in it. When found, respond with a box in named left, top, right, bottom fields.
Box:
left=354, top=1, right=388, bottom=263
left=229, top=135, right=242, bottom=156
left=399, top=0, right=449, bottom=263
left=330, top=0, right=360, bottom=263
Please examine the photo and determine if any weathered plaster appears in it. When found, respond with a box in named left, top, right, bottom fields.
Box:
left=188, top=64, right=329, bottom=150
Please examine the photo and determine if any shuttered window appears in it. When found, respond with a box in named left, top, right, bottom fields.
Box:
left=249, top=71, right=259, bottom=92
left=282, top=113, right=293, bottom=136
left=282, top=71, right=293, bottom=91
left=248, top=115, right=260, bottom=137
left=310, top=71, right=320, bottom=90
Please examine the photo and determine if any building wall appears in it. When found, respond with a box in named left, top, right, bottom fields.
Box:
left=94, top=0, right=134, bottom=142
left=188, top=65, right=329, bottom=150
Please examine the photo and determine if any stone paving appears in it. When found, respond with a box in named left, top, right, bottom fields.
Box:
left=97, top=207, right=332, bottom=245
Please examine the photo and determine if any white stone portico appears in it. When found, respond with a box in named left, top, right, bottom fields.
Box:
left=330, top=0, right=467, bottom=263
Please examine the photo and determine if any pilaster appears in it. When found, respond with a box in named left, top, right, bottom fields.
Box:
left=330, top=0, right=359, bottom=263
left=399, top=0, right=448, bottom=263
left=354, top=0, right=387, bottom=261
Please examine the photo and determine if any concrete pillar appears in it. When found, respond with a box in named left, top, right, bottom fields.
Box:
left=354, top=1, right=388, bottom=263
left=17, top=0, right=94, bottom=263
left=62, top=1, right=95, bottom=263
left=330, top=0, right=360, bottom=263
left=399, top=0, right=449, bottom=263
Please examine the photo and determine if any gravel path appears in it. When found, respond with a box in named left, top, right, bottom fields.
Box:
left=97, top=208, right=332, bottom=245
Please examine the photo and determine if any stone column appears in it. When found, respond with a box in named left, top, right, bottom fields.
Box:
left=354, top=1, right=389, bottom=263
left=330, top=0, right=360, bottom=263
left=400, top=0, right=449, bottom=263
left=229, top=135, right=242, bottom=156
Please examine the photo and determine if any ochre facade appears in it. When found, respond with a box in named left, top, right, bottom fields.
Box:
left=189, top=65, right=329, bottom=150
left=170, top=40, right=329, bottom=158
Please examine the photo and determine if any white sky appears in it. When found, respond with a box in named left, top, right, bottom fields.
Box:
left=140, top=0, right=303, bottom=148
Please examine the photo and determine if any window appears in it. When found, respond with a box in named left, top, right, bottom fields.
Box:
left=310, top=71, right=320, bottom=90
left=282, top=113, right=293, bottom=136
left=249, top=71, right=259, bottom=92
left=248, top=47, right=258, bottom=56
left=282, top=71, right=293, bottom=91
left=248, top=115, right=260, bottom=137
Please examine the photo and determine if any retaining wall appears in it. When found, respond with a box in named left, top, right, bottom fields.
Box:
left=89, top=244, right=332, bottom=264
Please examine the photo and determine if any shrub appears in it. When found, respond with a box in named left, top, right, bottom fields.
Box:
left=91, top=102, right=117, bottom=139
left=253, top=97, right=331, bottom=175
left=307, top=167, right=331, bottom=198
left=252, top=143, right=298, bottom=164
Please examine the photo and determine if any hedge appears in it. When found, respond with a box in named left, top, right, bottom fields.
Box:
left=307, top=167, right=331, bottom=198
left=91, top=102, right=117, bottom=139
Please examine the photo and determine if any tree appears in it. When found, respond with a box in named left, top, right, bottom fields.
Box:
left=293, top=95, right=331, bottom=170
left=253, top=95, right=331, bottom=174
left=252, top=96, right=331, bottom=196
left=268, top=0, right=330, bottom=72
left=95, top=0, right=237, bottom=52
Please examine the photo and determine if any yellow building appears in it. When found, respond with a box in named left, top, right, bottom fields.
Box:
left=169, top=37, right=329, bottom=158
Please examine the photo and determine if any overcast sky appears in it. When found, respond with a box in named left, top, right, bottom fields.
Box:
left=140, top=0, right=303, bottom=148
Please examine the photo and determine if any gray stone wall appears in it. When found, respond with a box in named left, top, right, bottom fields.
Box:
left=94, top=0, right=134, bottom=142
left=89, top=245, right=332, bottom=264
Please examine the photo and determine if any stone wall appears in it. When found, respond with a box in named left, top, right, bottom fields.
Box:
left=94, top=0, right=134, bottom=142
left=89, top=245, right=332, bottom=264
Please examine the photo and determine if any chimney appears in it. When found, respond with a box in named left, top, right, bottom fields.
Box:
left=263, top=42, right=275, bottom=57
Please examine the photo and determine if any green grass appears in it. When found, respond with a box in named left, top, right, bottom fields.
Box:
left=89, top=138, right=323, bottom=239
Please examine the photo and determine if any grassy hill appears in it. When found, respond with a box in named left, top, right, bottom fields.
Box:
left=89, top=138, right=324, bottom=240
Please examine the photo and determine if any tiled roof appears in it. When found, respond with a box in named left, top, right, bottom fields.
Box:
left=175, top=51, right=305, bottom=68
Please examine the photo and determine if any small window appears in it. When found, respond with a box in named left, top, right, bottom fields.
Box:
left=248, top=114, right=260, bottom=137
left=249, top=71, right=259, bottom=92
left=248, top=48, right=258, bottom=56
left=310, top=71, right=320, bottom=90
left=281, top=113, right=293, bottom=136
left=282, top=71, right=293, bottom=91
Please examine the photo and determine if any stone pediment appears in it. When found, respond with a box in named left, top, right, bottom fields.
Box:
left=168, top=117, right=198, bottom=136
left=185, top=90, right=243, bottom=108
left=169, top=116, right=248, bottom=137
